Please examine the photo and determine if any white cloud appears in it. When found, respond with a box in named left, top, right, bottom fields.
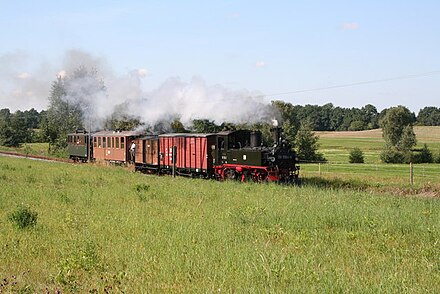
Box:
left=255, top=61, right=266, bottom=68
left=341, top=22, right=359, bottom=30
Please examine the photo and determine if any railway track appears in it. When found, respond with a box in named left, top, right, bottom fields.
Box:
left=0, top=150, right=72, bottom=163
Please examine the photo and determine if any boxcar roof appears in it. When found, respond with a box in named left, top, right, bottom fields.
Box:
left=216, top=130, right=250, bottom=136
left=93, top=130, right=144, bottom=137
left=137, top=135, right=158, bottom=140
left=159, top=133, right=216, bottom=138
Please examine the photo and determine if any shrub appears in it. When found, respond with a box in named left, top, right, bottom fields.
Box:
left=380, top=147, right=405, bottom=163
left=420, top=144, right=434, bottom=163
left=349, top=148, right=364, bottom=163
left=8, top=204, right=38, bottom=229
left=409, top=144, right=433, bottom=163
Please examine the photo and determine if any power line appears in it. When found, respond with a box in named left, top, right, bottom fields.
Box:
left=265, top=70, right=440, bottom=97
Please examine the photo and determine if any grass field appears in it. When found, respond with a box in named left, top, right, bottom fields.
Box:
left=0, top=143, right=68, bottom=159
left=316, top=126, right=440, bottom=163
left=299, top=126, right=440, bottom=188
left=0, top=156, right=439, bottom=292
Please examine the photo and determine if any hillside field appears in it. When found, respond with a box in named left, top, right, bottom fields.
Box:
left=316, top=126, right=440, bottom=163
left=0, top=156, right=439, bottom=292
left=295, top=126, right=440, bottom=188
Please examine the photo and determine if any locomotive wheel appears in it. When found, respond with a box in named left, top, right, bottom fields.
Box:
left=224, top=169, right=237, bottom=180
left=252, top=171, right=268, bottom=183
left=241, top=170, right=251, bottom=182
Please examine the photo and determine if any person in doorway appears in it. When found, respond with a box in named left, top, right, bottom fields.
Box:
left=129, top=142, right=136, bottom=163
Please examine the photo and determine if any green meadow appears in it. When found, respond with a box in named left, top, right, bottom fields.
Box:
left=316, top=126, right=440, bottom=163
left=296, top=126, right=440, bottom=188
left=0, top=143, right=68, bottom=159
left=0, top=157, right=439, bottom=292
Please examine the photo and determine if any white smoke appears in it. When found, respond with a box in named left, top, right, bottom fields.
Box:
left=0, top=49, right=275, bottom=129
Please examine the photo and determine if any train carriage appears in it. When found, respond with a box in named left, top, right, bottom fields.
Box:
left=159, top=133, right=216, bottom=178
left=133, top=135, right=160, bottom=172
left=67, top=130, right=91, bottom=162
left=92, top=130, right=143, bottom=163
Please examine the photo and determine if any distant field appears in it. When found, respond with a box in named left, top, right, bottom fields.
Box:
left=0, top=143, right=68, bottom=159
left=0, top=157, right=439, bottom=292
left=317, top=126, right=440, bottom=141
left=315, top=126, right=440, bottom=163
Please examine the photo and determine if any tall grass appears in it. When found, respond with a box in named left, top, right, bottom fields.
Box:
left=0, top=157, right=439, bottom=292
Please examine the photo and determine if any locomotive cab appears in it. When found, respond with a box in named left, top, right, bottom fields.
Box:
left=213, top=130, right=259, bottom=165
left=212, top=129, right=299, bottom=183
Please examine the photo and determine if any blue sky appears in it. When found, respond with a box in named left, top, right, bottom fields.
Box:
left=1, top=0, right=439, bottom=112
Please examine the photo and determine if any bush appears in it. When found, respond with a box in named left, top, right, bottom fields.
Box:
left=349, top=148, right=364, bottom=163
left=8, top=204, right=38, bottom=229
left=409, top=144, right=433, bottom=163
left=380, top=147, right=405, bottom=163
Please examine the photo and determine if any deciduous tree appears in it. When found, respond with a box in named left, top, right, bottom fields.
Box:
left=380, top=106, right=416, bottom=150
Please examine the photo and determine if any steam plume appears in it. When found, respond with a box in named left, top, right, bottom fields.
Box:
left=0, top=49, right=276, bottom=129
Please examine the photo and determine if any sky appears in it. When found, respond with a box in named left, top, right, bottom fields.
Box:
left=1, top=0, right=439, bottom=114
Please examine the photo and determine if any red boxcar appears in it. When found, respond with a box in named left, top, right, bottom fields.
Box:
left=133, top=136, right=160, bottom=172
left=159, top=133, right=216, bottom=177
left=93, top=131, right=143, bottom=163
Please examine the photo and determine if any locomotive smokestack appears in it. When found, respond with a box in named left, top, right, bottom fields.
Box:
left=270, top=126, right=282, bottom=146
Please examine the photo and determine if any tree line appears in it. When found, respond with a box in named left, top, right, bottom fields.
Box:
left=2, top=102, right=439, bottom=147
left=1, top=66, right=440, bottom=163
left=0, top=108, right=47, bottom=147
left=2, top=102, right=439, bottom=163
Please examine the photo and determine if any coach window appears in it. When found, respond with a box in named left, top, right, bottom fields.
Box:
left=121, top=137, right=125, bottom=149
left=103, top=137, right=106, bottom=148
left=93, top=137, right=97, bottom=148
left=116, top=137, right=120, bottom=148
left=111, top=137, right=114, bottom=149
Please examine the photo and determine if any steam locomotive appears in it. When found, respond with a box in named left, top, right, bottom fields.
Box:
left=67, top=127, right=300, bottom=183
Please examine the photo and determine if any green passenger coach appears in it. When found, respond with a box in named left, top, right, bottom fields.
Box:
left=67, top=129, right=91, bottom=162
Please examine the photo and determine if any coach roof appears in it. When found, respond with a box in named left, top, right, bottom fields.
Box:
left=93, top=130, right=144, bottom=137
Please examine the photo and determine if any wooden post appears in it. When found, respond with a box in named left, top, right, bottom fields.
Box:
left=410, top=162, right=414, bottom=185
